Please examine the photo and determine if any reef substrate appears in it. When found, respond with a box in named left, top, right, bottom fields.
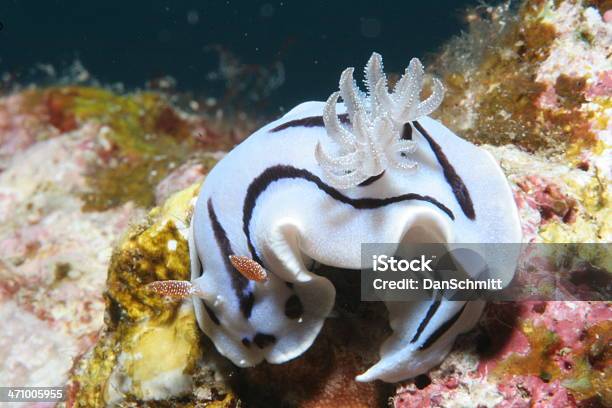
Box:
left=0, top=0, right=610, bottom=407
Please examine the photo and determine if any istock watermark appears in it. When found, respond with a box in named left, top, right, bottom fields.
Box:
left=360, top=243, right=611, bottom=302
left=372, top=254, right=435, bottom=272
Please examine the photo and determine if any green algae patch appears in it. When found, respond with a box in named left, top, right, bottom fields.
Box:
left=46, top=86, right=197, bottom=211
left=67, top=330, right=123, bottom=407
left=44, top=86, right=194, bottom=149
left=68, top=184, right=237, bottom=407
left=493, top=319, right=612, bottom=406
left=106, top=182, right=196, bottom=322
left=493, top=320, right=562, bottom=380
left=566, top=320, right=612, bottom=404
left=559, top=320, right=612, bottom=405
left=25, top=86, right=226, bottom=212
left=108, top=218, right=190, bottom=322
left=8, top=85, right=226, bottom=211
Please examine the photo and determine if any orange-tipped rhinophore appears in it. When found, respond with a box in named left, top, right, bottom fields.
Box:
left=229, top=255, right=268, bottom=282
left=146, top=280, right=196, bottom=299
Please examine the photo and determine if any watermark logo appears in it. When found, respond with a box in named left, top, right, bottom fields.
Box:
left=372, top=254, right=435, bottom=272
left=360, top=243, right=611, bottom=302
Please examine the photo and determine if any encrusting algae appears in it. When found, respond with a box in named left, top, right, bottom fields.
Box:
left=67, top=184, right=237, bottom=407
left=430, top=0, right=611, bottom=247
left=14, top=85, right=238, bottom=211
left=432, top=0, right=609, bottom=155
left=493, top=317, right=611, bottom=405
left=43, top=86, right=219, bottom=211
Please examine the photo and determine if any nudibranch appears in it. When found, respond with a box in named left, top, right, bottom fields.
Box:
left=152, top=53, right=521, bottom=383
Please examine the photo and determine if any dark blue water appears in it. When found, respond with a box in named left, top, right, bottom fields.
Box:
left=0, top=0, right=477, bottom=111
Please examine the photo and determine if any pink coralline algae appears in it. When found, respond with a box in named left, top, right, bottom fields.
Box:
left=515, top=175, right=578, bottom=225
left=0, top=92, right=59, bottom=169
left=0, top=122, right=140, bottom=390
left=586, top=71, right=612, bottom=99
left=394, top=302, right=611, bottom=408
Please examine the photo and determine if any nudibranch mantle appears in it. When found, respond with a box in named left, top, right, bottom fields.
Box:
left=187, top=53, right=521, bottom=383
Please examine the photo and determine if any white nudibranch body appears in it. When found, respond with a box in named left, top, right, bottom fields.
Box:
left=183, top=53, right=521, bottom=383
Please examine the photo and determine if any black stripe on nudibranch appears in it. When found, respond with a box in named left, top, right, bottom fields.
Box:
left=241, top=292, right=255, bottom=320
left=284, top=294, right=304, bottom=319
left=270, top=113, right=349, bottom=132
left=253, top=332, right=277, bottom=349
left=204, top=304, right=221, bottom=326
left=242, top=165, right=454, bottom=263
left=208, top=199, right=255, bottom=319
left=358, top=171, right=385, bottom=186
left=401, top=123, right=413, bottom=140
left=410, top=300, right=441, bottom=343
left=412, top=121, right=475, bottom=220
left=419, top=303, right=467, bottom=350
